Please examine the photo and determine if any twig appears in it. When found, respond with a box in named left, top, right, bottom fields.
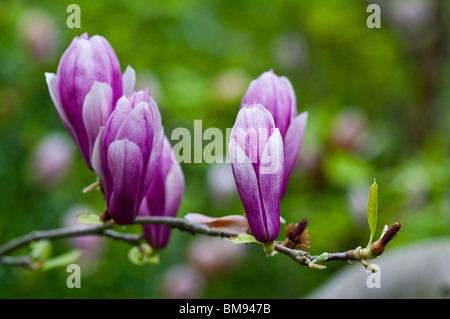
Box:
left=322, top=222, right=402, bottom=263
left=0, top=215, right=401, bottom=270
left=0, top=223, right=114, bottom=256
left=0, top=255, right=34, bottom=269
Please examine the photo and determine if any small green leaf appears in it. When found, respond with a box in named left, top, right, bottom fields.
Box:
left=229, top=234, right=261, bottom=245
left=76, top=213, right=102, bottom=225
left=128, top=244, right=159, bottom=266
left=313, top=252, right=330, bottom=264
left=30, top=240, right=52, bottom=261
left=366, top=179, right=378, bottom=248
left=41, top=250, right=81, bottom=271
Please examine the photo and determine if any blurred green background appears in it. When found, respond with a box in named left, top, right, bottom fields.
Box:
left=1, top=0, right=449, bottom=298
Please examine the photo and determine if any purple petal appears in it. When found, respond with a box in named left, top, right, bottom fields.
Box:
left=116, top=102, right=154, bottom=163
left=164, top=160, right=184, bottom=218
left=140, top=137, right=184, bottom=249
left=282, top=111, right=308, bottom=196
left=142, top=161, right=184, bottom=249
left=58, top=37, right=108, bottom=121
left=229, top=138, right=267, bottom=242
left=142, top=126, right=164, bottom=194
left=241, top=70, right=292, bottom=138
left=102, top=96, right=133, bottom=148
left=101, top=96, right=133, bottom=200
left=140, top=214, right=162, bottom=249
left=88, top=35, right=123, bottom=102
left=231, top=103, right=274, bottom=167
left=107, top=139, right=143, bottom=225
left=129, top=87, right=151, bottom=106
left=258, top=129, right=283, bottom=241
left=45, top=72, right=79, bottom=148
left=56, top=39, right=104, bottom=160
left=122, top=66, right=136, bottom=97
left=141, top=136, right=176, bottom=215
left=254, top=103, right=275, bottom=128
left=91, top=126, right=105, bottom=183
left=279, top=76, right=298, bottom=122
left=82, top=81, right=113, bottom=163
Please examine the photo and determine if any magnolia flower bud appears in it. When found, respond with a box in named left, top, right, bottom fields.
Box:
left=45, top=33, right=136, bottom=169
left=241, top=70, right=307, bottom=196
left=228, top=103, right=283, bottom=244
left=93, top=89, right=164, bottom=225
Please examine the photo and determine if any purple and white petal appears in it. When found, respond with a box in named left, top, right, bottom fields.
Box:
left=258, top=129, right=284, bottom=241
left=107, top=139, right=143, bottom=225
left=122, top=66, right=136, bottom=98
left=282, top=111, right=307, bottom=196
left=229, top=138, right=267, bottom=242
left=82, top=81, right=113, bottom=161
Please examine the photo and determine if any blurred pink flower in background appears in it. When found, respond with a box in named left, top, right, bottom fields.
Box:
left=212, top=69, right=249, bottom=102
left=62, top=204, right=105, bottom=264
left=31, top=132, right=74, bottom=187
left=387, top=0, right=436, bottom=35
left=158, top=237, right=245, bottom=298
left=187, top=237, right=245, bottom=278
left=347, top=185, right=371, bottom=228
left=272, top=33, right=308, bottom=72
left=19, top=9, right=60, bottom=64
left=160, top=263, right=206, bottom=299
left=206, top=163, right=237, bottom=205
left=330, top=108, right=368, bottom=153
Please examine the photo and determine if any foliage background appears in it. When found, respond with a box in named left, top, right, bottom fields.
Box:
left=0, top=0, right=449, bottom=298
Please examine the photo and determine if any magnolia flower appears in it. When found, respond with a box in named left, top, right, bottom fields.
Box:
left=93, top=89, right=164, bottom=225
left=45, top=32, right=135, bottom=169
left=139, top=137, right=184, bottom=249
left=241, top=69, right=307, bottom=196
left=228, top=103, right=283, bottom=250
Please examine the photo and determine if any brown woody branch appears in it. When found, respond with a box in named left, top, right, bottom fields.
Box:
left=0, top=215, right=401, bottom=270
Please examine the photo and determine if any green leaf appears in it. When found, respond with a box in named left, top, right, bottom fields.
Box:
left=313, top=252, right=330, bottom=264
left=30, top=240, right=52, bottom=261
left=76, top=213, right=102, bottom=225
left=41, top=250, right=81, bottom=271
left=229, top=234, right=261, bottom=245
left=366, top=179, right=378, bottom=248
left=128, top=244, right=159, bottom=266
